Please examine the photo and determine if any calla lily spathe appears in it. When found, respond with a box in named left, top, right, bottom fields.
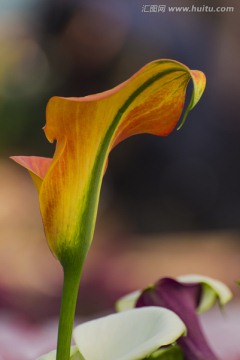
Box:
left=11, top=59, right=206, bottom=360
left=116, top=275, right=232, bottom=360
left=11, top=59, right=205, bottom=268
left=37, top=307, right=186, bottom=360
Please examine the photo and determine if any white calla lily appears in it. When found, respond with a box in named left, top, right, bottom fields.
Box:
left=73, top=307, right=186, bottom=360
left=37, top=307, right=185, bottom=360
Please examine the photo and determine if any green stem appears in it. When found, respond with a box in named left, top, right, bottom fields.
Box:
left=56, top=266, right=81, bottom=360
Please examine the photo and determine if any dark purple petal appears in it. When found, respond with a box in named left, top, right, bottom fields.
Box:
left=136, top=278, right=218, bottom=360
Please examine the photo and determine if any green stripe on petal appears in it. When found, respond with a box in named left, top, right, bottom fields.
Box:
left=177, top=69, right=206, bottom=130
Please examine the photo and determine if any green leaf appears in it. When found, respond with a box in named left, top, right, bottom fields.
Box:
left=146, top=345, right=183, bottom=360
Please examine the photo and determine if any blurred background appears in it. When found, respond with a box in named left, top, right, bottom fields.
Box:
left=0, top=0, right=240, bottom=357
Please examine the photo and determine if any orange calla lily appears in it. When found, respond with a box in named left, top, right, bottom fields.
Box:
left=12, top=59, right=205, bottom=269
left=11, top=59, right=205, bottom=360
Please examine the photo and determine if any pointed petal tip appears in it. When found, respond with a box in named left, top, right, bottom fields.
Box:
left=10, top=155, right=52, bottom=180
left=10, top=155, right=30, bottom=167
left=177, top=69, right=206, bottom=131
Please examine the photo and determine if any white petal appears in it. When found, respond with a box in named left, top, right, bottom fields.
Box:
left=115, top=290, right=141, bottom=312
left=73, top=307, right=186, bottom=360
left=36, top=346, right=84, bottom=360
left=177, top=274, right=232, bottom=313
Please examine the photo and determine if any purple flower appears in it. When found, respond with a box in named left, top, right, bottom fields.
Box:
left=117, top=275, right=232, bottom=360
